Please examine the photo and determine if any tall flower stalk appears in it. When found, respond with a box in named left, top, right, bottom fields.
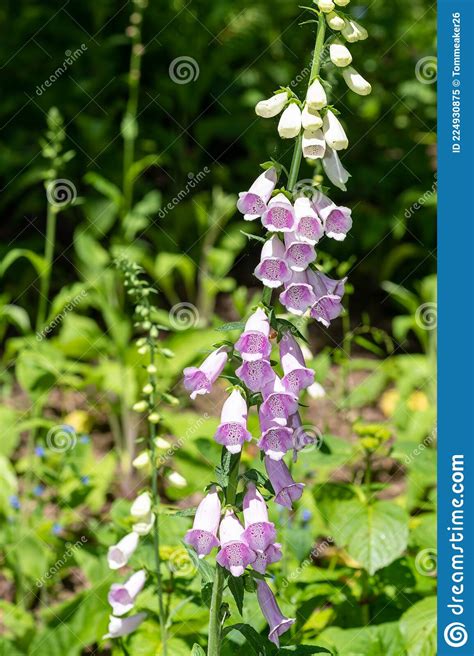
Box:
left=181, top=2, right=371, bottom=654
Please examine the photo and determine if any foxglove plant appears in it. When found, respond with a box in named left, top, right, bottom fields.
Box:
left=181, top=2, right=371, bottom=653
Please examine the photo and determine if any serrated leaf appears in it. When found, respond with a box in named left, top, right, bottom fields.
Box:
left=222, top=623, right=269, bottom=655
left=400, top=597, right=436, bottom=656
left=227, top=573, right=245, bottom=616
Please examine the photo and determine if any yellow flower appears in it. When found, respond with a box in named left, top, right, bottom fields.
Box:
left=63, top=410, right=92, bottom=434
left=407, top=391, right=430, bottom=412
left=379, top=389, right=400, bottom=417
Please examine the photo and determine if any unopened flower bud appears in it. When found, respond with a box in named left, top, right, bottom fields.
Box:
left=329, top=42, right=352, bottom=67
left=255, top=91, right=289, bottom=118
left=168, top=471, right=187, bottom=488
left=133, top=451, right=150, bottom=469
left=322, top=110, right=348, bottom=150
left=317, top=0, right=335, bottom=12
left=334, top=0, right=350, bottom=5
left=154, top=437, right=171, bottom=449
left=326, top=11, right=345, bottom=30
left=301, top=104, right=323, bottom=131
left=148, top=412, right=161, bottom=424
left=142, top=383, right=153, bottom=395
left=133, top=400, right=148, bottom=412
left=160, top=348, right=175, bottom=358
left=278, top=103, right=302, bottom=139
left=137, top=345, right=148, bottom=355
left=342, top=66, right=372, bottom=95
left=147, top=364, right=157, bottom=374
left=342, top=19, right=368, bottom=42
left=306, top=79, right=327, bottom=110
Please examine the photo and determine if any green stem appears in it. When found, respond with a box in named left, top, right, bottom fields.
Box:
left=148, top=346, right=168, bottom=656
left=286, top=13, right=326, bottom=192
left=122, top=6, right=145, bottom=221
left=36, top=203, right=57, bottom=332
left=207, top=451, right=242, bottom=656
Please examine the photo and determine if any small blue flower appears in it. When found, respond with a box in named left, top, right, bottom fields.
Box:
left=79, top=435, right=90, bottom=444
left=52, top=523, right=62, bottom=536
left=9, top=495, right=21, bottom=510
left=35, top=446, right=46, bottom=457
left=60, top=424, right=75, bottom=434
left=33, top=484, right=45, bottom=497
left=81, top=475, right=90, bottom=485
left=302, top=509, right=312, bottom=522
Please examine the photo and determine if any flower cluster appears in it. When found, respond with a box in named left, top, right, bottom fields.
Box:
left=238, top=168, right=348, bottom=325
left=104, top=492, right=152, bottom=639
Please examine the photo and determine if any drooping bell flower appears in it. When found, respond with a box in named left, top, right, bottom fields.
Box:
left=261, top=193, right=296, bottom=233
left=278, top=103, right=302, bottom=139
left=252, top=543, right=283, bottom=574
left=342, top=66, right=372, bottom=96
left=280, top=333, right=315, bottom=395
left=184, top=486, right=221, bottom=557
left=302, top=129, right=326, bottom=160
left=131, top=492, right=155, bottom=536
left=342, top=19, right=368, bottom=42
left=214, top=389, right=252, bottom=454
left=260, top=375, right=298, bottom=427
left=234, top=308, right=272, bottom=361
left=265, top=456, right=305, bottom=508
left=103, top=612, right=147, bottom=640
left=322, top=110, right=348, bottom=150
left=329, top=42, right=352, bottom=67
left=279, top=270, right=316, bottom=316
left=326, top=11, right=345, bottom=30
left=107, top=532, right=139, bottom=570
left=322, top=147, right=351, bottom=191
left=258, top=413, right=293, bottom=460
left=289, top=412, right=318, bottom=461
left=306, top=78, right=327, bottom=110
left=294, top=197, right=324, bottom=245
left=307, top=269, right=346, bottom=327
left=284, top=232, right=317, bottom=272
left=108, top=570, right=146, bottom=616
left=183, top=346, right=228, bottom=400
left=254, top=235, right=292, bottom=288
left=216, top=509, right=256, bottom=577
left=235, top=359, right=275, bottom=393
left=242, top=483, right=277, bottom=552
left=256, top=580, right=295, bottom=646
left=313, top=194, right=352, bottom=241
left=255, top=91, right=288, bottom=118
left=301, top=104, right=323, bottom=131
left=237, top=167, right=278, bottom=220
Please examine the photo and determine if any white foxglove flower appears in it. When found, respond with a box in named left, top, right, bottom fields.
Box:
left=334, top=0, right=350, bottom=5
left=307, top=381, right=326, bottom=399
left=107, top=532, right=139, bottom=570
left=131, top=492, right=151, bottom=518
left=342, top=66, right=372, bottom=95
left=255, top=92, right=289, bottom=118
left=342, top=19, right=368, bottom=43
left=278, top=103, right=302, bottom=139
left=302, top=129, right=326, bottom=160
left=103, top=612, right=147, bottom=639
left=322, top=147, right=351, bottom=191
left=132, top=451, right=150, bottom=469
left=322, top=110, right=348, bottom=150
left=306, top=79, right=327, bottom=110
left=155, top=437, right=171, bottom=449
left=326, top=12, right=345, bottom=30
left=317, top=0, right=335, bottom=12
left=301, top=104, right=323, bottom=131
left=108, top=570, right=147, bottom=616
left=329, top=42, right=352, bottom=67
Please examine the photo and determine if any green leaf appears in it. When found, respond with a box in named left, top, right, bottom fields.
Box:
left=215, top=321, right=246, bottom=332
left=400, top=597, right=436, bottom=656
left=227, top=573, right=245, bottom=616
left=222, top=623, right=269, bottom=655
left=83, top=172, right=123, bottom=207
left=191, top=644, right=206, bottom=656
left=184, top=544, right=214, bottom=584
left=0, top=406, right=21, bottom=457
left=330, top=498, right=409, bottom=574
left=0, top=248, right=47, bottom=278
left=279, top=647, right=330, bottom=654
